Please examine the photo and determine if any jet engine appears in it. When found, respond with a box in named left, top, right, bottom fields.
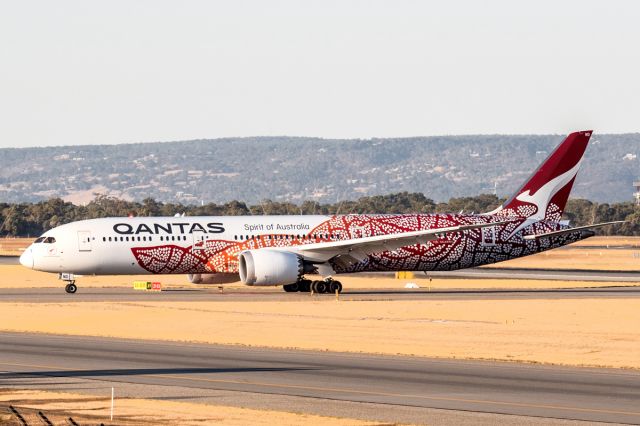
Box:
left=187, top=273, right=239, bottom=284
left=238, top=249, right=303, bottom=286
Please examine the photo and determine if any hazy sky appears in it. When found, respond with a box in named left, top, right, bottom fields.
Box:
left=1, top=0, right=639, bottom=148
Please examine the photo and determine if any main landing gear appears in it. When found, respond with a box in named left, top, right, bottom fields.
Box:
left=283, top=278, right=343, bottom=294
left=59, top=272, right=77, bottom=294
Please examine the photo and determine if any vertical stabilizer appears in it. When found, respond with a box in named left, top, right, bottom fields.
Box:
left=496, top=130, right=592, bottom=222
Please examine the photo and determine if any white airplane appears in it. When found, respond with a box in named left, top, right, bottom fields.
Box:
left=20, top=131, right=621, bottom=293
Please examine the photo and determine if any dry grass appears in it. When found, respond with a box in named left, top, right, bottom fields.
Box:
left=485, top=248, right=640, bottom=271
left=0, top=389, right=382, bottom=426
left=0, top=238, right=31, bottom=256
left=570, top=236, right=640, bottom=247
left=1, top=298, right=639, bottom=369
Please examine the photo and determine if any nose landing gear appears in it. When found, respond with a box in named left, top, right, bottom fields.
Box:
left=59, top=273, right=77, bottom=294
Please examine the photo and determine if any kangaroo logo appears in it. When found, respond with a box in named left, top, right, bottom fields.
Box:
left=508, top=159, right=583, bottom=238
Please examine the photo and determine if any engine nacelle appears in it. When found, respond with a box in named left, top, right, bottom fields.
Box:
left=238, top=249, right=303, bottom=286
left=187, top=273, right=239, bottom=284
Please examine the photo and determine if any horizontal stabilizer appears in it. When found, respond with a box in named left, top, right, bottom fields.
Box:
left=523, top=221, right=624, bottom=240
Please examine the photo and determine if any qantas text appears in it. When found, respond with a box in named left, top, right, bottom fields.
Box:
left=113, top=222, right=225, bottom=235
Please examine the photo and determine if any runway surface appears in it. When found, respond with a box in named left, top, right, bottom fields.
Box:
left=0, top=332, right=639, bottom=425
left=1, top=285, right=639, bottom=302
left=0, top=256, right=18, bottom=265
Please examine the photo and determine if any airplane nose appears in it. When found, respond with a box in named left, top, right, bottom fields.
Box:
left=19, top=248, right=33, bottom=269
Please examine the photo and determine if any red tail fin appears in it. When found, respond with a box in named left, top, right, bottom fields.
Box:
left=497, top=130, right=592, bottom=222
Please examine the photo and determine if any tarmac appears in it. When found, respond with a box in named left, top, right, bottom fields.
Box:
left=0, top=285, right=639, bottom=302
left=1, top=332, right=639, bottom=425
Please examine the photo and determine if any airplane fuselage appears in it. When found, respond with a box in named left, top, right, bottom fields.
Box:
left=20, top=213, right=588, bottom=278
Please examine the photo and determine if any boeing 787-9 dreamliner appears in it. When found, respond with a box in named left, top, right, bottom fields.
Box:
left=20, top=131, right=621, bottom=293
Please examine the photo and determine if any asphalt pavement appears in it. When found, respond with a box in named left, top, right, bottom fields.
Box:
left=1, top=285, right=639, bottom=302
left=0, top=332, right=639, bottom=425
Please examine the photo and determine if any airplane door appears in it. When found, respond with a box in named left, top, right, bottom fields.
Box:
left=481, top=226, right=496, bottom=246
left=192, top=229, right=206, bottom=252
left=77, top=231, right=92, bottom=252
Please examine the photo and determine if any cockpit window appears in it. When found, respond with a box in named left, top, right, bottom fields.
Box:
left=34, top=237, right=45, bottom=243
left=43, top=237, right=56, bottom=244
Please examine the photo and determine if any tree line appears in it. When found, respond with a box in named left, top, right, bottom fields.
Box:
left=1, top=193, right=639, bottom=237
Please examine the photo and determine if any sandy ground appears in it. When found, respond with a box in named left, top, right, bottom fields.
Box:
left=0, top=264, right=634, bottom=290
left=1, top=298, right=638, bottom=369
left=0, top=389, right=384, bottom=426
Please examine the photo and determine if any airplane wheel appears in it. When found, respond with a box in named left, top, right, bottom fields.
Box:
left=312, top=280, right=327, bottom=294
left=283, top=283, right=299, bottom=292
left=65, top=283, right=77, bottom=294
left=329, top=280, right=342, bottom=293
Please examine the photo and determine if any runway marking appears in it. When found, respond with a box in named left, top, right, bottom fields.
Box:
left=2, top=361, right=640, bottom=418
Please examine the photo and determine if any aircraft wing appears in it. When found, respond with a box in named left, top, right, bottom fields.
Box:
left=523, top=221, right=624, bottom=241
left=282, top=220, right=511, bottom=263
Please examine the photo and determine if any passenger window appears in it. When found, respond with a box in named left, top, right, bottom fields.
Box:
left=102, top=237, right=106, bottom=242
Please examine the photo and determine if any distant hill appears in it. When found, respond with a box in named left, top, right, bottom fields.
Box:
left=1, top=133, right=639, bottom=204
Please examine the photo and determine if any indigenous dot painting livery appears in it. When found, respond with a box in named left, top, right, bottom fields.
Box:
left=20, top=131, right=623, bottom=294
